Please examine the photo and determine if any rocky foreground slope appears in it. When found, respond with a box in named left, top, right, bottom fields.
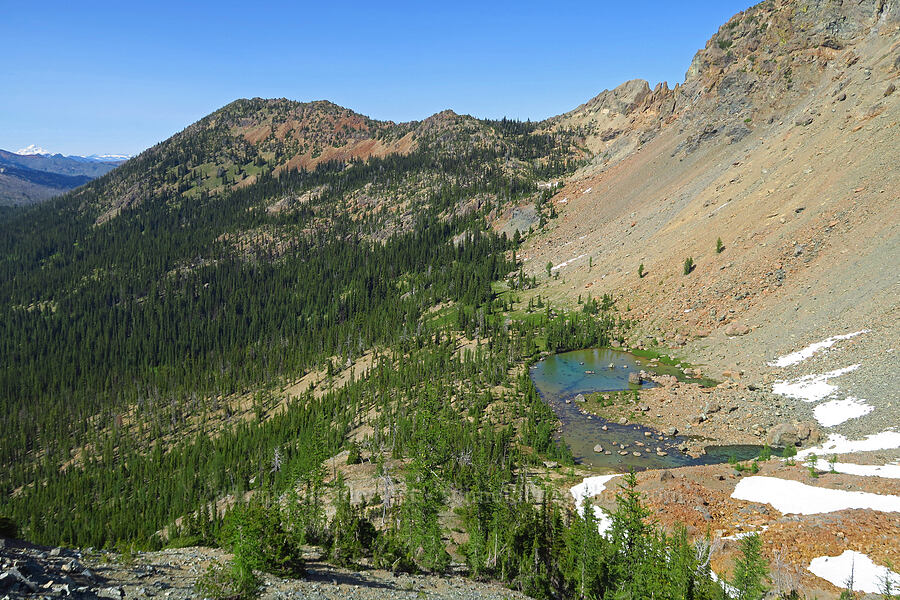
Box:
left=0, top=538, right=527, bottom=600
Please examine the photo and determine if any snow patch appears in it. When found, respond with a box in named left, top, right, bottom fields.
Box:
left=808, top=550, right=900, bottom=594
left=731, top=476, right=900, bottom=515
left=769, top=330, right=868, bottom=367
left=570, top=475, right=619, bottom=513
left=796, top=431, right=900, bottom=459
left=551, top=254, right=587, bottom=271
left=721, top=526, right=768, bottom=541
left=710, top=571, right=739, bottom=597
left=813, top=397, right=873, bottom=427
left=570, top=475, right=619, bottom=535
left=771, top=364, right=860, bottom=402
left=812, top=459, right=900, bottom=479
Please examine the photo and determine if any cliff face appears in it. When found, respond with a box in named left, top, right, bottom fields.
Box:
left=549, top=0, right=900, bottom=168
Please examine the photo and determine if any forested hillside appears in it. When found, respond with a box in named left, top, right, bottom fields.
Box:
left=0, top=101, right=596, bottom=555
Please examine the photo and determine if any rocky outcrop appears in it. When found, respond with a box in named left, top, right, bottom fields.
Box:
left=767, top=421, right=821, bottom=447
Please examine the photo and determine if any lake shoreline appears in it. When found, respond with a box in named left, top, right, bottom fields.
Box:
left=530, top=348, right=785, bottom=471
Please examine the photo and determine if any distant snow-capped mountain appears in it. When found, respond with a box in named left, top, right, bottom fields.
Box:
left=84, top=153, right=132, bottom=162
left=14, top=145, right=131, bottom=163
left=16, top=144, right=52, bottom=156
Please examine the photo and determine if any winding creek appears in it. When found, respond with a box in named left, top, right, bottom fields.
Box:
left=530, top=348, right=761, bottom=471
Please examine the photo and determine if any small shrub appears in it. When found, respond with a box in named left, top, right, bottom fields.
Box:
left=781, top=444, right=797, bottom=465
left=683, top=257, right=695, bottom=275
left=195, top=559, right=261, bottom=600
left=716, top=237, right=725, bottom=253
left=758, top=443, right=772, bottom=461
left=806, top=453, right=819, bottom=478
left=638, top=263, right=645, bottom=278
left=346, top=443, right=361, bottom=465
left=828, top=454, right=838, bottom=473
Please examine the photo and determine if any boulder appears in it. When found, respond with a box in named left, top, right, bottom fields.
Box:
left=574, top=394, right=586, bottom=403
left=666, top=427, right=679, bottom=436
left=543, top=461, right=559, bottom=469
left=593, top=444, right=604, bottom=453
left=797, top=421, right=821, bottom=445
left=767, top=423, right=799, bottom=447
left=704, top=401, right=722, bottom=414
left=659, top=470, right=675, bottom=482
left=724, top=322, right=751, bottom=336
left=0, top=569, right=37, bottom=593
left=628, top=372, right=643, bottom=384
left=618, top=417, right=628, bottom=425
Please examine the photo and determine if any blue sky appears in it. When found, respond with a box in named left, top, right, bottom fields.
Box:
left=2, top=1, right=752, bottom=157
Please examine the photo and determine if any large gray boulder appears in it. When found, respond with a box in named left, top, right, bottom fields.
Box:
left=767, top=423, right=799, bottom=447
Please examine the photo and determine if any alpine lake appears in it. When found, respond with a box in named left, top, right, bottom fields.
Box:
left=530, top=348, right=762, bottom=471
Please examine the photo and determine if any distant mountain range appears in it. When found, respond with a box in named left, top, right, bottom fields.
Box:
left=0, top=147, right=128, bottom=206
left=16, top=144, right=131, bottom=163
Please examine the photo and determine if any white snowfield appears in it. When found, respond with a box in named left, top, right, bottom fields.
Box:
left=769, top=330, right=868, bottom=367
left=731, top=476, right=900, bottom=515
left=813, top=397, right=873, bottom=427
left=569, top=474, right=619, bottom=535
left=808, top=550, right=900, bottom=594
left=811, top=459, right=900, bottom=479
left=796, top=431, right=900, bottom=460
left=771, top=364, right=860, bottom=403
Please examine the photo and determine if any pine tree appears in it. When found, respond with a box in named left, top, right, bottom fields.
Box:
left=731, top=533, right=769, bottom=600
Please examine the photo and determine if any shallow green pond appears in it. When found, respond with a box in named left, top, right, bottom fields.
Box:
left=530, top=348, right=762, bottom=471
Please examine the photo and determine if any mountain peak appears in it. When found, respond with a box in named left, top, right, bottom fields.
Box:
left=15, top=144, right=51, bottom=156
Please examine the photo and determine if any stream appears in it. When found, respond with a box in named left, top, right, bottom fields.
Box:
left=530, top=348, right=761, bottom=471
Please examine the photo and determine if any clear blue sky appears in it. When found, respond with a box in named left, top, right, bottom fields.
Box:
left=2, top=0, right=752, bottom=157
